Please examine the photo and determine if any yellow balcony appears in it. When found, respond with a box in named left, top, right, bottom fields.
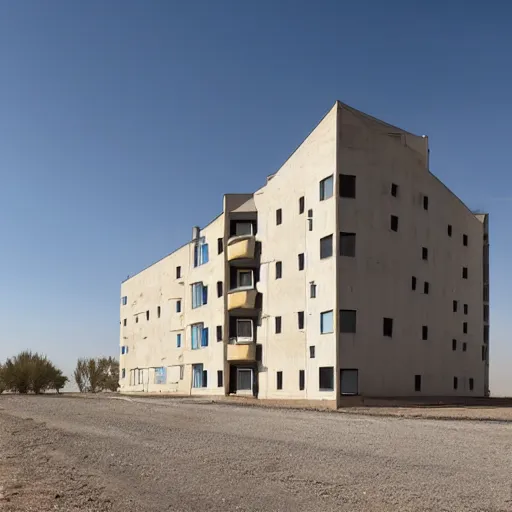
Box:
left=227, top=235, right=256, bottom=261
left=227, top=343, right=256, bottom=362
left=227, top=289, right=257, bottom=311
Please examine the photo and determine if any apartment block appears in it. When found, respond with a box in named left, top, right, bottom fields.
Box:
left=119, top=101, right=490, bottom=405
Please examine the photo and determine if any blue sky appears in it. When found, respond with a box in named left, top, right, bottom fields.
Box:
left=0, top=0, right=510, bottom=394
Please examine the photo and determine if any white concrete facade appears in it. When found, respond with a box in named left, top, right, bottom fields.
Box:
left=119, top=102, right=489, bottom=404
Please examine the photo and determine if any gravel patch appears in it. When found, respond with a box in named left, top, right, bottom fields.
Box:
left=0, top=395, right=511, bottom=511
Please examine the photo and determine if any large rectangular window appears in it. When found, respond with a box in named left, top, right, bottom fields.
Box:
left=154, top=367, right=166, bottom=385
left=192, top=364, right=204, bottom=388
left=319, top=367, right=334, bottom=391
left=339, top=174, right=356, bottom=198
left=191, top=323, right=208, bottom=349
left=192, top=282, right=208, bottom=308
left=194, top=237, right=209, bottom=267
left=235, top=222, right=253, bottom=236
left=237, top=368, right=253, bottom=391
left=236, top=319, right=253, bottom=342
left=340, top=309, right=356, bottom=333
left=320, top=310, right=334, bottom=334
left=319, top=175, right=333, bottom=200
left=320, top=235, right=333, bottom=259
left=340, top=233, right=356, bottom=257
left=340, top=369, right=358, bottom=395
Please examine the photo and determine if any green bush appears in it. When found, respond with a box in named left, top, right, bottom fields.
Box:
left=74, top=357, right=119, bottom=393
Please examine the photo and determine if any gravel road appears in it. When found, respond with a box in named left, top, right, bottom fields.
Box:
left=0, top=395, right=511, bottom=511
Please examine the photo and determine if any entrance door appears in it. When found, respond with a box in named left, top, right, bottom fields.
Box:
left=236, top=368, right=253, bottom=393
left=340, top=369, right=358, bottom=395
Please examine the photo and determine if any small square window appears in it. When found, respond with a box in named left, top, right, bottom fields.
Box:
left=320, top=310, right=334, bottom=334
left=299, top=196, right=305, bottom=214
left=469, top=378, right=474, bottom=391
left=298, top=253, right=305, bottom=270
left=320, top=235, right=333, bottom=259
left=319, top=367, right=334, bottom=391
left=422, top=247, right=428, bottom=260
left=339, top=309, right=356, bottom=333
left=275, top=316, right=282, bottom=334
left=453, top=376, right=458, bottom=390
left=217, top=238, right=224, bottom=254
left=276, top=371, right=283, bottom=390
left=453, top=300, right=458, bottom=312
left=176, top=266, right=181, bottom=279
left=411, top=276, right=417, bottom=291
left=448, top=225, right=452, bottom=237
left=176, top=300, right=181, bottom=313
left=383, top=317, right=393, bottom=337
left=309, top=346, right=315, bottom=358
left=123, top=318, right=127, bottom=327
left=463, top=322, right=468, bottom=334
left=390, top=215, right=399, bottom=232
left=320, top=175, right=334, bottom=201
left=298, top=311, right=304, bottom=330
left=452, top=339, right=457, bottom=351
left=391, top=183, right=398, bottom=197
left=339, top=174, right=356, bottom=198
left=463, top=234, right=468, bottom=246
left=216, top=325, right=222, bottom=342
left=415, top=375, right=422, bottom=392
left=463, top=342, right=467, bottom=352
left=275, top=261, right=282, bottom=279
left=423, top=195, right=429, bottom=210
left=299, top=370, right=305, bottom=391
left=423, top=282, right=429, bottom=294
left=276, top=209, right=282, bottom=225
left=462, top=267, right=468, bottom=279
left=422, top=325, right=428, bottom=340
left=217, top=281, right=223, bottom=298
left=340, top=232, right=356, bottom=257
left=463, top=304, right=468, bottom=315
left=310, top=282, right=317, bottom=298
left=217, top=370, right=223, bottom=388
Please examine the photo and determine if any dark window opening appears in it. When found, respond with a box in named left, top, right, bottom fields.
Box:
left=146, top=311, right=150, bottom=321
left=298, top=311, right=304, bottom=330
left=216, top=325, right=222, bottom=342
left=309, top=346, right=315, bottom=358
left=276, top=261, right=282, bottom=279
left=217, top=281, right=223, bottom=298
left=463, top=342, right=467, bottom=352
left=340, top=232, right=356, bottom=257
left=176, top=266, right=181, bottom=279
left=320, top=235, right=333, bottom=259
left=299, top=370, right=305, bottom=391
left=415, top=375, right=422, bottom=392
left=422, top=325, right=428, bottom=340
left=202, top=370, right=208, bottom=388
left=123, top=319, right=127, bottom=327
left=448, top=225, right=452, bottom=237
left=276, top=371, right=283, bottom=390
left=391, top=183, right=398, bottom=197
left=340, top=309, right=357, bottom=333
left=299, top=196, right=305, bottom=214
left=298, top=253, right=305, bottom=270
left=482, top=345, right=486, bottom=361
left=136, top=316, right=139, bottom=323
left=484, top=325, right=489, bottom=343
left=463, top=322, right=468, bottom=334
left=310, top=282, right=317, bottom=298
left=453, top=377, right=458, bottom=390
left=452, top=339, right=457, bottom=351
left=276, top=209, right=282, bottom=225
left=157, top=306, right=161, bottom=318
left=423, top=282, right=429, bottom=294
left=412, top=276, right=417, bottom=290
left=463, top=234, right=468, bottom=246
left=453, top=300, right=458, bottom=312
left=422, top=247, right=428, bottom=260
left=462, top=267, right=468, bottom=279
left=423, top=195, right=429, bottom=210
left=217, top=370, right=223, bottom=388
left=339, top=174, right=356, bottom=198
left=319, top=367, right=334, bottom=391
left=390, top=215, right=399, bottom=232
left=484, top=305, right=489, bottom=322
left=217, top=238, right=224, bottom=255
left=383, top=317, right=393, bottom=337
left=275, top=316, right=282, bottom=334
left=464, top=304, right=468, bottom=315
left=176, top=300, right=181, bottom=313
left=469, top=378, right=474, bottom=391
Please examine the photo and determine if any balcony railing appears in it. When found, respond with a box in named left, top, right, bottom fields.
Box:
left=227, top=342, right=256, bottom=362
left=227, top=234, right=256, bottom=261
left=227, top=288, right=257, bottom=311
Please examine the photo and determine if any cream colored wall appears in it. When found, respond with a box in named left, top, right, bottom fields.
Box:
left=254, top=103, right=338, bottom=401
left=337, top=106, right=486, bottom=396
left=119, top=214, right=226, bottom=395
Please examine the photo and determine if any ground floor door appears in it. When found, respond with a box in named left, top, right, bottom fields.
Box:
left=340, top=369, right=359, bottom=395
left=229, top=364, right=257, bottom=396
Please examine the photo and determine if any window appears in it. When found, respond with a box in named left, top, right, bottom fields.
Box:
left=275, top=261, right=282, bottom=279
left=462, top=267, right=468, bottom=279
left=217, top=370, right=223, bottom=388
left=452, top=339, right=457, bottom=351
left=276, top=371, right=283, bottom=390
left=484, top=325, right=489, bottom=343
left=463, top=304, right=468, bottom=315
left=256, top=344, right=262, bottom=361
left=276, top=209, right=282, bottom=225
left=121, top=368, right=125, bottom=379
left=411, top=276, right=417, bottom=291
left=453, top=377, right=458, bottom=390
left=299, top=196, right=305, bottom=214
left=484, top=305, right=489, bottom=323
left=217, top=281, right=223, bottom=298
left=237, top=368, right=253, bottom=390
left=423, top=282, right=429, bottom=294
left=123, top=318, right=127, bottom=327
left=157, top=306, right=161, bottom=319
left=176, top=333, right=181, bottom=348
left=339, top=309, right=356, bottom=333
left=216, top=325, right=222, bottom=342
left=422, top=247, right=428, bottom=260
left=414, top=375, right=422, bottom=392
left=391, top=183, right=398, bottom=197
left=340, top=233, right=356, bottom=257
left=469, top=378, right=474, bottom=391
left=275, top=316, right=282, bottom=334
left=340, top=369, right=359, bottom=395
left=320, top=310, right=334, bottom=334
left=236, top=319, right=253, bottom=342
left=121, top=296, right=127, bottom=306
left=192, top=364, right=204, bottom=388
left=217, top=238, right=224, bottom=254
left=482, top=345, right=487, bottom=361
left=298, top=311, right=304, bottom=330
left=146, top=310, right=150, bottom=321
left=453, top=300, right=458, bottom=312
left=310, top=282, right=317, bottom=298
left=299, top=370, right=305, bottom=391
left=136, top=316, right=139, bottom=323
left=390, top=215, right=399, bottom=232
left=463, top=322, right=468, bottom=334
left=194, top=237, right=209, bottom=267
left=154, top=367, right=166, bottom=385
left=319, top=367, right=334, bottom=391
left=447, top=225, right=452, bottom=237
left=176, top=266, right=181, bottom=279
left=422, top=326, right=428, bottom=340
left=236, top=269, right=253, bottom=289
left=463, top=342, right=467, bottom=352
left=191, top=323, right=208, bottom=349
left=339, top=174, right=356, bottom=198
left=298, top=253, right=305, bottom=270
left=463, top=234, right=468, bottom=246
left=307, top=209, right=313, bottom=231
left=309, top=346, right=315, bottom=358
left=179, top=365, right=184, bottom=380
left=192, top=282, right=208, bottom=308
left=423, top=195, right=429, bottom=210
left=319, top=175, right=333, bottom=200
left=484, top=285, right=489, bottom=301
left=121, top=346, right=126, bottom=355
left=176, top=300, right=181, bottom=313
left=320, top=235, right=333, bottom=259
left=383, top=318, right=393, bottom=337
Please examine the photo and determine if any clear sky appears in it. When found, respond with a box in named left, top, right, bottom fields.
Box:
left=0, top=1, right=510, bottom=395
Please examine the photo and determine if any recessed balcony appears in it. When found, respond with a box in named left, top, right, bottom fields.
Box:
left=227, top=235, right=256, bottom=262
left=227, top=342, right=256, bottom=362
left=227, top=288, right=257, bottom=311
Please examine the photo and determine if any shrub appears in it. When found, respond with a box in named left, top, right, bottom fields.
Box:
left=74, top=357, right=119, bottom=393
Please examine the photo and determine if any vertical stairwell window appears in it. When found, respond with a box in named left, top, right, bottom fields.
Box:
left=275, top=316, right=282, bottom=334
left=319, top=175, right=333, bottom=201
left=276, top=371, right=283, bottom=390
left=299, top=196, right=305, bottom=214
left=320, top=235, right=333, bottom=259
left=297, top=311, right=304, bottom=330
left=390, top=215, right=399, bottom=232
left=299, top=370, right=305, bottom=391
left=275, top=261, right=282, bottom=279
left=298, top=253, right=305, bottom=270
left=276, top=208, right=282, bottom=225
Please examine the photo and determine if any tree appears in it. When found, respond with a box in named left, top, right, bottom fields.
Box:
left=74, top=357, right=119, bottom=393
left=0, top=364, right=5, bottom=394
left=99, top=357, right=119, bottom=392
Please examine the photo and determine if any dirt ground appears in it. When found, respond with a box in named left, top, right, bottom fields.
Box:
left=1, top=395, right=512, bottom=511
